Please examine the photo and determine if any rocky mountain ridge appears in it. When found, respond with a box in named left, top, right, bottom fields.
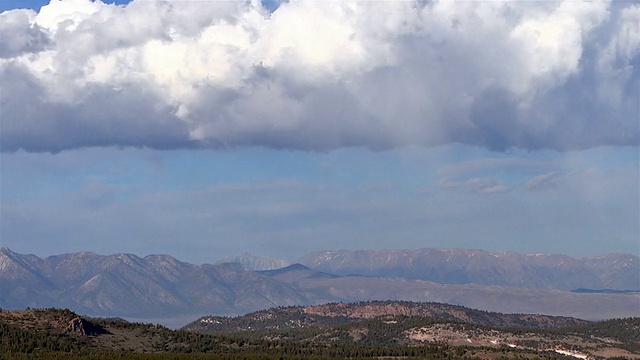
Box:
left=0, top=247, right=308, bottom=318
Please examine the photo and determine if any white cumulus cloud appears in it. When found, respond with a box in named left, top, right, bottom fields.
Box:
left=0, top=0, right=637, bottom=152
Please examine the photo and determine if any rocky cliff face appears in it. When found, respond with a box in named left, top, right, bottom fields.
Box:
left=65, top=317, right=107, bottom=336
left=0, top=308, right=108, bottom=337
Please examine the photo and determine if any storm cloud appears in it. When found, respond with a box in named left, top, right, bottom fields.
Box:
left=1, top=0, right=638, bottom=153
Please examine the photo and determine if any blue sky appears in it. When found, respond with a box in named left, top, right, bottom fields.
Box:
left=0, top=0, right=127, bottom=13
left=1, top=0, right=638, bottom=264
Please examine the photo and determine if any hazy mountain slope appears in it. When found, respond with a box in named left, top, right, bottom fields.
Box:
left=263, top=265, right=639, bottom=321
left=258, top=263, right=340, bottom=282
left=1, top=248, right=197, bottom=316
left=298, top=248, right=639, bottom=290
left=257, top=264, right=344, bottom=305
left=175, top=262, right=311, bottom=314
left=581, top=253, right=640, bottom=290
left=0, top=248, right=58, bottom=309
left=216, top=252, right=292, bottom=270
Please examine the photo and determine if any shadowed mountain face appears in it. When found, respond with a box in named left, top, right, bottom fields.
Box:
left=216, top=253, right=292, bottom=271
left=298, top=248, right=640, bottom=291
left=1, top=247, right=638, bottom=323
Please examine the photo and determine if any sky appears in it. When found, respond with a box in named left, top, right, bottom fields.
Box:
left=0, top=0, right=638, bottom=265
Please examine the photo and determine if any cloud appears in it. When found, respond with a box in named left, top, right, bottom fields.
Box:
left=526, top=172, right=560, bottom=191
left=465, top=178, right=511, bottom=194
left=1, top=63, right=195, bottom=152
left=436, top=156, right=556, bottom=179
left=437, top=177, right=511, bottom=194
left=0, top=0, right=638, bottom=153
left=0, top=9, right=51, bottom=58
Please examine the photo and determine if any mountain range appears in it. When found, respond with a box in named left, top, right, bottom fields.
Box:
left=1, top=247, right=638, bottom=325
left=298, top=248, right=640, bottom=291
left=0, top=247, right=306, bottom=319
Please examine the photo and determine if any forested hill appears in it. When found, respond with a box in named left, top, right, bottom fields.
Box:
left=1, top=307, right=638, bottom=360
left=183, top=300, right=589, bottom=333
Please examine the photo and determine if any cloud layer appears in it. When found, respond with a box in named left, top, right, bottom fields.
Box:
left=1, top=0, right=638, bottom=152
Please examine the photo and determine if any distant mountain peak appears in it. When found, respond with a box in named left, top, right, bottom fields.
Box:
left=282, top=263, right=312, bottom=271
left=216, top=252, right=291, bottom=271
left=0, top=247, right=19, bottom=257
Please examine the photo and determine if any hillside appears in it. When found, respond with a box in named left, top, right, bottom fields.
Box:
left=184, top=301, right=640, bottom=359
left=2, top=306, right=639, bottom=359
left=183, top=300, right=589, bottom=333
left=0, top=307, right=563, bottom=359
